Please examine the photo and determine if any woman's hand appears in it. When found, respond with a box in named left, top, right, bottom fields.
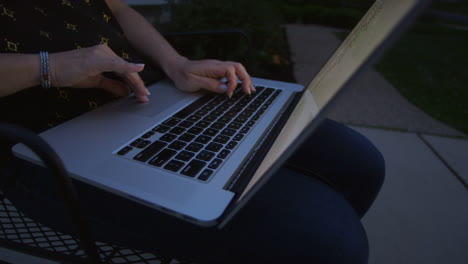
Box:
left=50, top=44, right=150, bottom=102
left=166, top=57, right=255, bottom=98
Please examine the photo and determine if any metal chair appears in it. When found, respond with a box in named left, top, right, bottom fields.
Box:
left=0, top=123, right=188, bottom=263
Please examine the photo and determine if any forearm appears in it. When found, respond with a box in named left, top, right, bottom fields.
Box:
left=0, top=53, right=40, bottom=97
left=109, top=3, right=186, bottom=78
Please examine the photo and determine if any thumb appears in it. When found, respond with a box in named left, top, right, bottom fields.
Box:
left=193, top=77, right=228, bottom=94
left=98, top=59, right=145, bottom=75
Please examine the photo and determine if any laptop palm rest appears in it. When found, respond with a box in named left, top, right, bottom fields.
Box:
left=113, top=80, right=201, bottom=118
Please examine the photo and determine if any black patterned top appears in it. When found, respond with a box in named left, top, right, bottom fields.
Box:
left=0, top=0, right=163, bottom=132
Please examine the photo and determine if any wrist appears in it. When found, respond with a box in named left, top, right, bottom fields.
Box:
left=161, top=55, right=189, bottom=81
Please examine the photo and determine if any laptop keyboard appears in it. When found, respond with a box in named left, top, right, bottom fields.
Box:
left=115, top=85, right=282, bottom=182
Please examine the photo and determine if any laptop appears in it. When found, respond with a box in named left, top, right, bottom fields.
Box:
left=13, top=0, right=430, bottom=228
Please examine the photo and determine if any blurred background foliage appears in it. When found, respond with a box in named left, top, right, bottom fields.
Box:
left=154, top=0, right=468, bottom=133
left=164, top=0, right=294, bottom=81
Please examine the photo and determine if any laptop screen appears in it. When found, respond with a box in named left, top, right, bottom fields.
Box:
left=236, top=0, right=428, bottom=202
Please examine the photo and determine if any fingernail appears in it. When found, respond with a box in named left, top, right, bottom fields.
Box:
left=146, top=88, right=151, bottom=95
left=219, top=84, right=228, bottom=92
left=251, top=84, right=256, bottom=93
left=141, top=96, right=149, bottom=102
left=135, top=63, right=145, bottom=68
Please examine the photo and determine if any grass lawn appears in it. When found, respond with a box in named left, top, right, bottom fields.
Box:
left=374, top=22, right=468, bottom=134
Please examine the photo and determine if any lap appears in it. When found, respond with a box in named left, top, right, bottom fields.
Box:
left=67, top=167, right=368, bottom=264
left=1, top=119, right=383, bottom=263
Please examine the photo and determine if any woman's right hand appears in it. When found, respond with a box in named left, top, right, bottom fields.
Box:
left=50, top=44, right=150, bottom=102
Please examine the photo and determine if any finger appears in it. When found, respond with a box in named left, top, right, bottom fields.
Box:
left=227, top=62, right=253, bottom=95
left=223, top=66, right=238, bottom=98
left=97, top=59, right=145, bottom=75
left=192, top=75, right=226, bottom=94
left=120, top=72, right=149, bottom=103
left=95, top=75, right=130, bottom=97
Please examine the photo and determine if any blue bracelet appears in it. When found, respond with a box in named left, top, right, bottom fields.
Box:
left=39, top=51, right=51, bottom=89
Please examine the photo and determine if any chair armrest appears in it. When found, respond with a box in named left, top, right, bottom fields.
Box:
left=0, top=123, right=100, bottom=263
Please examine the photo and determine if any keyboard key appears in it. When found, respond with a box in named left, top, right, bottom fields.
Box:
left=206, top=142, right=223, bottom=152
left=214, top=135, right=230, bottom=144
left=233, top=133, right=244, bottom=141
left=223, top=111, right=237, bottom=118
left=264, top=88, right=275, bottom=95
left=181, top=160, right=206, bottom=177
left=203, top=128, right=219, bottom=137
left=186, top=143, right=204, bottom=152
left=195, top=135, right=211, bottom=144
left=240, top=110, right=254, bottom=118
left=149, top=149, right=177, bottom=167
left=133, top=141, right=167, bottom=162
left=240, top=127, right=250, bottom=134
left=208, top=159, right=223, bottom=170
left=187, top=115, right=202, bottom=122
left=179, top=133, right=196, bottom=142
left=198, top=169, right=214, bottom=181
left=130, top=138, right=143, bottom=147
left=234, top=117, right=248, bottom=124
left=226, top=141, right=238, bottom=150
left=196, top=120, right=211, bottom=128
left=218, top=116, right=231, bottom=123
left=168, top=140, right=187, bottom=150
left=272, top=90, right=282, bottom=98
left=188, top=127, right=203, bottom=135
left=209, top=98, right=225, bottom=106
left=221, top=128, right=236, bottom=137
left=179, top=121, right=194, bottom=128
left=210, top=122, right=225, bottom=130
left=203, top=115, right=217, bottom=122
left=218, top=149, right=231, bottom=159
left=117, top=146, right=133, bottom=156
left=216, top=104, right=230, bottom=111
left=175, top=151, right=195, bottom=162
left=163, top=118, right=180, bottom=127
left=246, top=120, right=256, bottom=127
left=131, top=138, right=151, bottom=148
left=212, top=110, right=224, bottom=116
left=152, top=125, right=171, bottom=133
left=139, top=140, right=151, bottom=148
left=173, top=95, right=213, bottom=119
left=251, top=114, right=261, bottom=121
left=196, top=150, right=215, bottom=162
left=142, top=131, right=155, bottom=139
left=164, top=160, right=185, bottom=172
left=169, top=127, right=186, bottom=135
left=231, top=106, right=243, bottom=113
left=160, top=134, right=177, bottom=143
left=195, top=110, right=208, bottom=116
left=227, top=122, right=242, bottom=130
left=202, top=105, right=214, bottom=111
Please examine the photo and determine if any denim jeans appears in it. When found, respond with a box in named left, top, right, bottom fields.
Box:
left=1, top=119, right=385, bottom=264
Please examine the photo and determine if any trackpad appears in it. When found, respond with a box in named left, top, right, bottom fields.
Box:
left=114, top=80, right=197, bottom=118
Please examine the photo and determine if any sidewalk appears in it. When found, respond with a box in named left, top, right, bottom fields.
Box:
left=286, top=24, right=468, bottom=264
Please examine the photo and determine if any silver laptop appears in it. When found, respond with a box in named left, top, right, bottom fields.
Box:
left=13, top=0, right=430, bottom=228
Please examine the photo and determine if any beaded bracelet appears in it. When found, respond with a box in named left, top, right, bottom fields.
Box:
left=39, top=51, right=51, bottom=89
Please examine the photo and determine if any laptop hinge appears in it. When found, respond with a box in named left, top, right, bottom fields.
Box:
left=224, top=90, right=303, bottom=193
